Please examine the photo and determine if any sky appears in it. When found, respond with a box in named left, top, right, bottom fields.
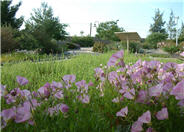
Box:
left=13, top=0, right=184, bottom=38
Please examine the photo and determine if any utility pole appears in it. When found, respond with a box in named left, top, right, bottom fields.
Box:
left=90, top=23, right=92, bottom=36
left=175, top=16, right=179, bottom=46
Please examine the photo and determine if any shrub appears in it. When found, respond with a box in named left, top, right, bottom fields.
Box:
left=142, top=43, right=152, bottom=49
left=17, top=31, right=39, bottom=50
left=120, top=41, right=142, bottom=53
left=71, top=36, right=94, bottom=47
left=178, top=41, right=184, bottom=51
left=163, top=41, right=180, bottom=54
left=93, top=42, right=106, bottom=53
left=105, top=42, right=122, bottom=51
left=50, top=39, right=68, bottom=53
left=145, top=33, right=168, bottom=49
left=1, top=26, right=19, bottom=53
left=163, top=45, right=179, bottom=54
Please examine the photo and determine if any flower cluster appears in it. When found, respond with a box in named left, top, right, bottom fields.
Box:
left=1, top=75, right=92, bottom=128
left=94, top=50, right=184, bottom=131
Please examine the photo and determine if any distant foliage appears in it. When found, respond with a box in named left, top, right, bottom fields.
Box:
left=145, top=32, right=168, bottom=49
left=66, top=42, right=80, bottom=49
left=179, top=22, right=184, bottom=43
left=71, top=36, right=94, bottom=47
left=121, top=41, right=142, bottom=53
left=163, top=41, right=180, bottom=54
left=17, top=30, right=39, bottom=50
left=1, top=26, right=19, bottom=53
left=96, top=20, right=125, bottom=41
left=163, top=45, right=180, bottom=54
left=1, top=0, right=24, bottom=29
left=149, top=9, right=166, bottom=34
left=24, top=2, right=68, bottom=54
left=93, top=42, right=106, bottom=53
left=178, top=41, right=184, bottom=52
left=167, top=10, right=177, bottom=40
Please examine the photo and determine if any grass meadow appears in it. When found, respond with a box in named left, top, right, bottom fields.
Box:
left=1, top=51, right=182, bottom=90
left=1, top=51, right=184, bottom=132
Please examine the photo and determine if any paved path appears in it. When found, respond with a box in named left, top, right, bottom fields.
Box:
left=64, top=47, right=100, bottom=55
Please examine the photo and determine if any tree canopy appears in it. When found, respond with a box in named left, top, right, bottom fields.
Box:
left=96, top=20, right=125, bottom=41
left=24, top=2, right=68, bottom=53
left=167, top=10, right=177, bottom=40
left=1, top=0, right=24, bottom=29
left=26, top=2, right=68, bottom=40
left=149, top=9, right=166, bottom=34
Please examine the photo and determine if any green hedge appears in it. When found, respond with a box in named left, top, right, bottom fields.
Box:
left=71, top=36, right=94, bottom=47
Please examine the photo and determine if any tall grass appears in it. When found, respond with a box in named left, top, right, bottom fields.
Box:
left=1, top=51, right=182, bottom=91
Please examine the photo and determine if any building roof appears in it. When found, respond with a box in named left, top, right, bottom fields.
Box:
left=114, top=32, right=141, bottom=41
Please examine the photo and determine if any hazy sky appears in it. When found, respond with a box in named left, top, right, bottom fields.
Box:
left=13, top=0, right=184, bottom=38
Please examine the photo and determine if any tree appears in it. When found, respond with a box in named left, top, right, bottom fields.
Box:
left=145, top=32, right=168, bottom=49
left=1, top=0, right=24, bottom=29
left=179, top=22, right=184, bottom=42
left=25, top=2, right=68, bottom=53
left=96, top=20, right=125, bottom=41
left=26, top=2, right=67, bottom=40
left=149, top=9, right=166, bottom=34
left=167, top=10, right=177, bottom=40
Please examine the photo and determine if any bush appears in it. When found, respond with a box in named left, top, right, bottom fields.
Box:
left=178, top=41, right=184, bottom=51
left=105, top=42, right=122, bottom=51
left=50, top=39, right=68, bottom=53
left=145, top=33, right=168, bottom=49
left=163, top=46, right=180, bottom=54
left=163, top=41, right=180, bottom=54
left=142, top=43, right=152, bottom=49
left=71, top=36, right=94, bottom=47
left=120, top=41, right=142, bottom=53
left=17, top=31, right=39, bottom=50
left=1, top=26, right=19, bottom=53
left=93, top=42, right=106, bottom=53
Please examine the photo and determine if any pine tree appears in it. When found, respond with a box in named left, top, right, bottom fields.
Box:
left=149, top=9, right=166, bottom=34
left=26, top=2, right=67, bottom=40
left=167, top=10, right=177, bottom=40
left=1, top=0, right=24, bottom=29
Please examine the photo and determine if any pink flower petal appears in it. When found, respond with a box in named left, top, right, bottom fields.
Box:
left=170, top=80, right=184, bottom=100
left=1, top=107, right=16, bottom=121
left=51, top=81, right=63, bottom=89
left=16, top=76, right=29, bottom=86
left=116, top=106, right=128, bottom=117
left=149, top=84, right=163, bottom=97
left=138, top=111, right=151, bottom=123
left=136, top=90, right=148, bottom=103
left=54, top=91, right=64, bottom=99
left=124, top=92, right=134, bottom=99
left=156, top=107, right=168, bottom=120
left=131, top=121, right=143, bottom=132
left=15, top=106, right=31, bottom=123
